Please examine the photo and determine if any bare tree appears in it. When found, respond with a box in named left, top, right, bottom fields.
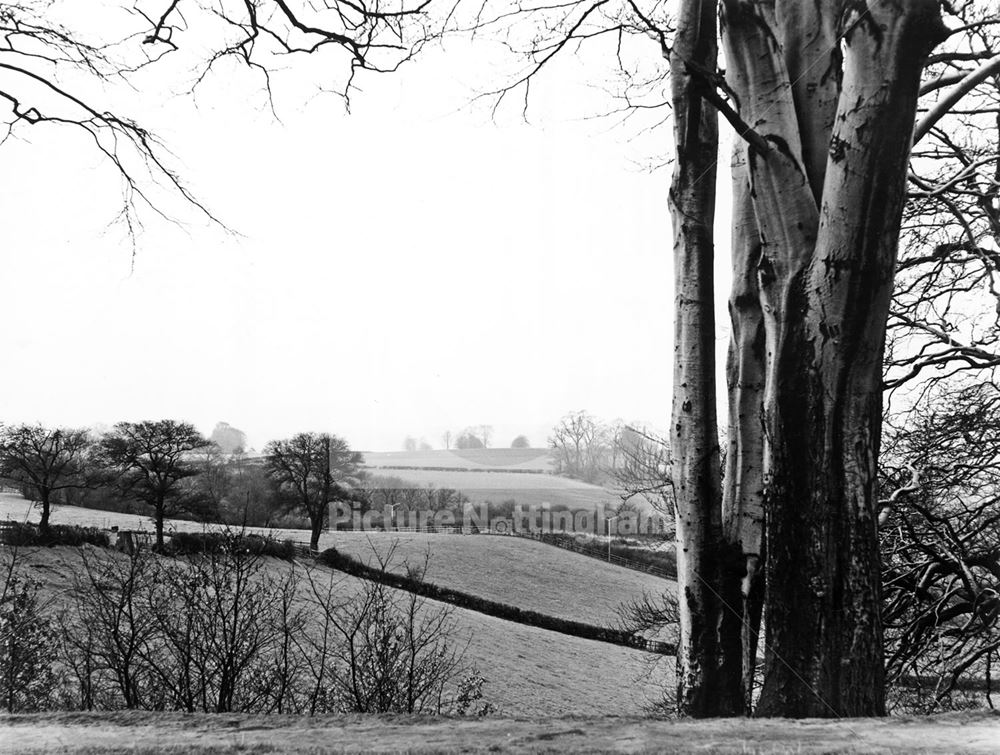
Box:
left=610, top=425, right=674, bottom=518
left=880, top=380, right=1000, bottom=712
left=0, top=1, right=440, bottom=238
left=98, top=420, right=210, bottom=548
left=303, top=546, right=486, bottom=714
left=0, top=424, right=92, bottom=535
left=548, top=410, right=609, bottom=483
left=460, top=0, right=1000, bottom=717
left=265, top=432, right=363, bottom=551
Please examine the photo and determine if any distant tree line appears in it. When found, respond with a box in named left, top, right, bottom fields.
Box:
left=0, top=420, right=495, bottom=550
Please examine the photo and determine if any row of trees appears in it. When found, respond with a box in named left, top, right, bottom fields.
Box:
left=0, top=421, right=488, bottom=552
left=1, top=538, right=490, bottom=715
left=547, top=411, right=665, bottom=493
left=0, top=423, right=369, bottom=551
left=404, top=428, right=532, bottom=451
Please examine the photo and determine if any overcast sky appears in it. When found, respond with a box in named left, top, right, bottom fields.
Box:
left=0, top=27, right=733, bottom=452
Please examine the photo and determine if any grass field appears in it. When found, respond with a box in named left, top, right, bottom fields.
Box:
left=2, top=710, right=998, bottom=753
left=7, top=546, right=667, bottom=717
left=363, top=448, right=554, bottom=471
left=362, top=466, right=618, bottom=511
left=0, top=495, right=672, bottom=627
left=361, top=447, right=623, bottom=511
left=322, top=531, right=672, bottom=626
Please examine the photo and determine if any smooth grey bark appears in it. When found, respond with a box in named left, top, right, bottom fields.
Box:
left=669, top=0, right=735, bottom=717
left=722, top=142, right=766, bottom=708
left=718, top=0, right=947, bottom=716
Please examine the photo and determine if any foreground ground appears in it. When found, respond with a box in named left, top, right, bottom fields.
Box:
left=10, top=545, right=669, bottom=716
left=1, top=710, right=997, bottom=753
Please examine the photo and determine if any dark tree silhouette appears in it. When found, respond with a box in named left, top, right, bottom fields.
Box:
left=98, top=420, right=210, bottom=547
left=0, top=424, right=91, bottom=535
left=264, top=432, right=362, bottom=550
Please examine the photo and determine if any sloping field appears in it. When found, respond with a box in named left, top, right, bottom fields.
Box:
left=363, top=467, right=617, bottom=511
left=0, top=495, right=672, bottom=627
left=363, top=448, right=553, bottom=471
left=321, top=531, right=672, bottom=626
left=3, top=710, right=998, bottom=753
left=7, top=546, right=667, bottom=717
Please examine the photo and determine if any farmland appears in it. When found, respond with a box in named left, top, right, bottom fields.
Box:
left=362, top=447, right=554, bottom=471
left=8, top=545, right=668, bottom=717
left=0, top=494, right=671, bottom=627
left=323, top=531, right=672, bottom=626
left=361, top=447, right=620, bottom=511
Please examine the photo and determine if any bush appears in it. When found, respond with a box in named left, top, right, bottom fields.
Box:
left=0, top=522, right=109, bottom=548
left=163, top=530, right=297, bottom=560
left=1, top=567, right=59, bottom=711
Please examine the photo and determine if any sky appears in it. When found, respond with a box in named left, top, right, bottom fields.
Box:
left=0, top=13, right=734, bottom=452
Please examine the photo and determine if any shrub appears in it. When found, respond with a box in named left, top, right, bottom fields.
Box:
left=0, top=568, right=59, bottom=711
left=163, top=530, right=297, bottom=560
left=0, top=521, right=109, bottom=548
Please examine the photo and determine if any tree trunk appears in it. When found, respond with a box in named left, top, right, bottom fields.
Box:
left=310, top=517, right=322, bottom=551
left=721, top=142, right=767, bottom=708
left=38, top=490, right=52, bottom=537
left=669, top=0, right=739, bottom=717
left=154, top=500, right=165, bottom=548
left=717, top=0, right=947, bottom=717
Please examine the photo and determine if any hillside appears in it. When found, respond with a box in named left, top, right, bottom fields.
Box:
left=8, top=546, right=668, bottom=717
left=363, top=447, right=554, bottom=472
left=0, top=495, right=672, bottom=628
left=323, top=531, right=673, bottom=627
left=361, top=448, right=620, bottom=511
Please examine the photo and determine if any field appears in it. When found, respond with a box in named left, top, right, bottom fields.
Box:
left=323, top=531, right=672, bottom=626
left=363, top=447, right=554, bottom=471
left=0, top=495, right=671, bottom=627
left=8, top=545, right=667, bottom=718
left=363, top=467, right=618, bottom=510
left=2, top=710, right=998, bottom=753
left=361, top=447, right=621, bottom=511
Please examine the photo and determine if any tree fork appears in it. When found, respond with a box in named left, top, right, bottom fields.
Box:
left=755, top=0, right=948, bottom=717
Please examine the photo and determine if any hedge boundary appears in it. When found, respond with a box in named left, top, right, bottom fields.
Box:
left=315, top=546, right=675, bottom=656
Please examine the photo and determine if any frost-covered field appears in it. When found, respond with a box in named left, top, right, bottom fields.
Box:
left=2, top=710, right=998, bottom=753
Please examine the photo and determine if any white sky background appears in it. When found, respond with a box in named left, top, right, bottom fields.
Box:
left=0, top=7, right=734, bottom=451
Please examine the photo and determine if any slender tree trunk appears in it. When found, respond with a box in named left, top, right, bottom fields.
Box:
left=310, top=513, right=322, bottom=551
left=39, top=489, right=52, bottom=536
left=721, top=142, right=767, bottom=708
left=669, top=0, right=740, bottom=717
left=154, top=499, right=165, bottom=548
